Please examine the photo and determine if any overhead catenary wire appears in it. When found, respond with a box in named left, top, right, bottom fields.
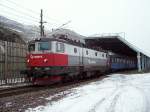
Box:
left=0, top=3, right=58, bottom=28
left=0, top=9, right=39, bottom=25
left=0, top=0, right=71, bottom=35
left=0, top=14, right=50, bottom=36
left=2, top=0, right=40, bottom=15
left=2, top=0, right=63, bottom=24
left=0, top=11, right=40, bottom=34
left=0, top=3, right=40, bottom=21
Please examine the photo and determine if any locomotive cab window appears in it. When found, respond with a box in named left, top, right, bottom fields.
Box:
left=74, top=48, right=77, bottom=53
left=38, top=42, right=51, bottom=51
left=28, top=44, right=35, bottom=51
left=56, top=42, right=65, bottom=52
left=86, top=50, right=88, bottom=55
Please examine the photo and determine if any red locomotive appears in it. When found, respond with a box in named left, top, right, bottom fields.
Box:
left=26, top=34, right=109, bottom=85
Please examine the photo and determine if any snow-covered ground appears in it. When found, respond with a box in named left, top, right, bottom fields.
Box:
left=26, top=73, right=150, bottom=112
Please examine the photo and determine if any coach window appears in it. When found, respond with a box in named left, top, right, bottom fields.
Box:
left=95, top=52, right=97, bottom=56
left=86, top=50, right=88, bottom=55
left=123, top=59, right=125, bottom=63
left=117, top=59, right=119, bottom=63
left=104, top=54, right=106, bottom=58
left=74, top=48, right=77, bottom=53
left=113, top=58, right=115, bottom=62
left=28, top=44, right=35, bottom=51
left=118, top=59, right=120, bottom=63
left=112, top=58, right=114, bottom=62
left=102, top=53, right=104, bottom=57
left=111, top=58, right=114, bottom=63
left=56, top=42, right=65, bottom=52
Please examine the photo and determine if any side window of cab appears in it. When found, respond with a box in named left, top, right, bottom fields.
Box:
left=56, top=42, right=65, bottom=53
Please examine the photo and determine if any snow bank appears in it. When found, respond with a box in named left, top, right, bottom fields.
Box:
left=26, top=73, right=150, bottom=112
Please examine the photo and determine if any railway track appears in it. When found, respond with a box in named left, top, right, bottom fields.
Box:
left=0, top=75, right=107, bottom=98
left=0, top=86, right=40, bottom=98
left=0, top=70, right=137, bottom=99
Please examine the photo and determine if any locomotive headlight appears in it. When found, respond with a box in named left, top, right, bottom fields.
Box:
left=43, top=58, right=48, bottom=63
left=27, top=59, right=30, bottom=63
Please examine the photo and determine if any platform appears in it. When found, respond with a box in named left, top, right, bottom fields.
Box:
left=85, top=35, right=150, bottom=72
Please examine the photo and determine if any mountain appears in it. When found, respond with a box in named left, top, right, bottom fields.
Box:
left=0, top=15, right=86, bottom=43
left=0, top=15, right=24, bottom=32
left=0, top=15, right=41, bottom=41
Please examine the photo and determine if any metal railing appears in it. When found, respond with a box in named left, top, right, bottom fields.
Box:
left=0, top=40, right=29, bottom=86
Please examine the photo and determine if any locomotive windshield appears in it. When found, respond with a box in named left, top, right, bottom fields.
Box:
left=28, top=44, right=35, bottom=51
left=38, top=42, right=51, bottom=51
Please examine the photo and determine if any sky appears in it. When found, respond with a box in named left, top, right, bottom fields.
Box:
left=0, top=0, right=150, bottom=55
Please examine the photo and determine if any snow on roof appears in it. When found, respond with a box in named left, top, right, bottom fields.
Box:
left=89, top=33, right=120, bottom=38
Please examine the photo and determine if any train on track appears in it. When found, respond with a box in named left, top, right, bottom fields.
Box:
left=24, top=34, right=137, bottom=85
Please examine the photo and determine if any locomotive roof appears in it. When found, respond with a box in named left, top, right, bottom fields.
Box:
left=28, top=37, right=108, bottom=53
left=28, top=37, right=84, bottom=46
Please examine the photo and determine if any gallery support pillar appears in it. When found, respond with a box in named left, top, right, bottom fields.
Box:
left=137, top=52, right=141, bottom=72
